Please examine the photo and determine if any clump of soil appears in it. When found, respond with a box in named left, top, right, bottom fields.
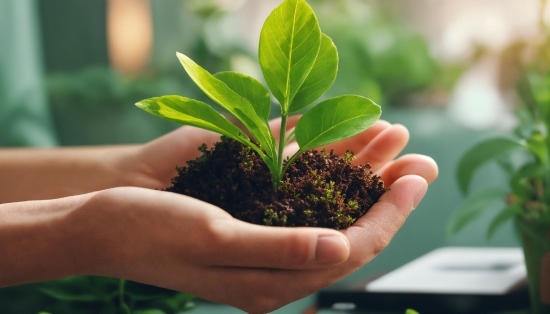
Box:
left=166, top=137, right=387, bottom=230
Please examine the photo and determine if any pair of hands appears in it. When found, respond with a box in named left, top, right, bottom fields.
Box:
left=0, top=117, right=435, bottom=312
left=66, top=117, right=437, bottom=313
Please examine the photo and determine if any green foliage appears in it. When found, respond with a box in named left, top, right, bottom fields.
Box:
left=258, top=0, right=322, bottom=113
left=456, top=137, right=524, bottom=194
left=137, top=0, right=381, bottom=187
left=29, top=277, right=194, bottom=314
left=446, top=187, right=507, bottom=236
left=449, top=70, right=550, bottom=239
left=0, top=278, right=183, bottom=314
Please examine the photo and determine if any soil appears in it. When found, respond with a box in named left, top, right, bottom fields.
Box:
left=166, top=137, right=387, bottom=230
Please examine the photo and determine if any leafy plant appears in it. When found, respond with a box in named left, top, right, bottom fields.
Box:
left=446, top=71, right=550, bottom=239
left=0, top=277, right=193, bottom=314
left=136, top=0, right=381, bottom=187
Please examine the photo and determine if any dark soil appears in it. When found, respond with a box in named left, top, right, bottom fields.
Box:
left=166, top=137, right=387, bottom=230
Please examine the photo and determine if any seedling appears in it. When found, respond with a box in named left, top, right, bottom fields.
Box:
left=136, top=0, right=381, bottom=188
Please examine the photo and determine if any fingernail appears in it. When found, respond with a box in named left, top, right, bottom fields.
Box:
left=412, top=181, right=428, bottom=210
left=315, top=235, right=349, bottom=264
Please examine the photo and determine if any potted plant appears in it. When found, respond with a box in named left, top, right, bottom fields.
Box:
left=446, top=40, right=550, bottom=313
left=136, top=0, right=386, bottom=229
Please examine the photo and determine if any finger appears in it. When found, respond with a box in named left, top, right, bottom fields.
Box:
left=353, top=124, right=409, bottom=171
left=187, top=266, right=320, bottom=314
left=377, top=154, right=439, bottom=186
left=203, top=219, right=350, bottom=269
left=341, top=175, right=428, bottom=268
left=322, top=120, right=392, bottom=155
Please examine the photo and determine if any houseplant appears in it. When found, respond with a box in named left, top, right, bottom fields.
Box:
left=446, top=46, right=550, bottom=313
left=136, top=0, right=386, bottom=229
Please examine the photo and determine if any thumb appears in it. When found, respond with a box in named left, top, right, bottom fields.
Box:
left=203, top=219, right=350, bottom=269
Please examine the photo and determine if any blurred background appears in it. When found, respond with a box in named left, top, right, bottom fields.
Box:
left=0, top=0, right=548, bottom=313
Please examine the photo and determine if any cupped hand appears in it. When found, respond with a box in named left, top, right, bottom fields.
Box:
left=73, top=118, right=438, bottom=313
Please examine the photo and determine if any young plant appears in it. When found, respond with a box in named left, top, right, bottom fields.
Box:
left=136, top=0, right=381, bottom=187
left=446, top=72, right=550, bottom=239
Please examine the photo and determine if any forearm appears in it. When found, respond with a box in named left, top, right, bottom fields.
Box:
left=0, top=194, right=94, bottom=287
left=0, top=146, right=158, bottom=203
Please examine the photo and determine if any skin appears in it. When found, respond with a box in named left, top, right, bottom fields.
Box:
left=0, top=118, right=438, bottom=313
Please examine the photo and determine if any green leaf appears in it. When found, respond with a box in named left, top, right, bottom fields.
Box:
left=294, top=95, right=381, bottom=151
left=457, top=137, right=523, bottom=194
left=526, top=132, right=549, bottom=165
left=258, top=0, right=322, bottom=111
left=446, top=187, right=507, bottom=236
left=510, top=163, right=546, bottom=200
left=487, top=204, right=522, bottom=240
left=136, top=96, right=251, bottom=147
left=405, top=309, right=420, bottom=314
left=38, top=277, right=101, bottom=302
left=124, top=281, right=178, bottom=302
left=176, top=52, right=276, bottom=158
left=289, top=33, right=338, bottom=113
left=214, top=71, right=271, bottom=122
left=134, top=310, right=166, bottom=314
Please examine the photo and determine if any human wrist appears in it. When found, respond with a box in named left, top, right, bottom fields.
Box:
left=116, top=145, right=166, bottom=189
left=0, top=194, right=93, bottom=287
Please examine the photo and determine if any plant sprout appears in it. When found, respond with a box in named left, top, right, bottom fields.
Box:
left=136, top=0, right=381, bottom=187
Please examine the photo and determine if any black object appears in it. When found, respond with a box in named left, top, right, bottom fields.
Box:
left=317, top=276, right=530, bottom=314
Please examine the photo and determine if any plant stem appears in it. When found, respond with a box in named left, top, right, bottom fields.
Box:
left=118, top=279, right=131, bottom=314
left=276, top=112, right=289, bottom=187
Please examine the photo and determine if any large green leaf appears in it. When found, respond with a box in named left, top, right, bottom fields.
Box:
left=289, top=33, right=338, bottom=113
left=136, top=96, right=251, bottom=147
left=258, top=0, right=321, bottom=111
left=176, top=53, right=275, bottom=158
left=294, top=95, right=381, bottom=151
left=214, top=71, right=271, bottom=122
left=446, top=187, right=507, bottom=236
left=457, top=137, right=523, bottom=194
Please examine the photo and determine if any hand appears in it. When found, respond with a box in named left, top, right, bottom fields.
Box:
left=0, top=116, right=436, bottom=314
left=72, top=119, right=437, bottom=313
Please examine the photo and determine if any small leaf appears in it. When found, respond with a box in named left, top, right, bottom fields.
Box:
left=259, top=0, right=322, bottom=111
left=526, top=132, right=548, bottom=165
left=124, top=281, right=178, bottom=302
left=294, top=95, right=381, bottom=151
left=405, top=309, right=420, bottom=314
left=134, top=310, right=166, bottom=314
left=446, top=187, right=507, bottom=236
left=214, top=71, right=271, bottom=122
left=176, top=52, right=276, bottom=158
left=487, top=204, right=522, bottom=240
left=516, top=75, right=538, bottom=118
left=289, top=33, right=338, bottom=113
left=510, top=162, right=545, bottom=200
left=136, top=96, right=251, bottom=146
left=38, top=277, right=101, bottom=302
left=457, top=138, right=523, bottom=194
